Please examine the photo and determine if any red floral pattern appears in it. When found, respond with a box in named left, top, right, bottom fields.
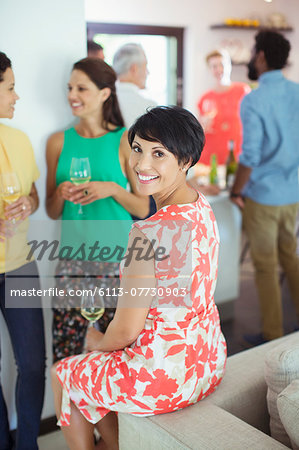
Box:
left=56, top=193, right=227, bottom=426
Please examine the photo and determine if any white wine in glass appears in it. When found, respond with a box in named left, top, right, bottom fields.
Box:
left=0, top=173, right=21, bottom=223
left=69, top=157, right=91, bottom=215
left=81, top=293, right=105, bottom=327
left=202, top=99, right=218, bottom=118
left=0, top=172, right=21, bottom=204
left=70, top=176, right=91, bottom=186
left=81, top=307, right=105, bottom=323
left=201, top=99, right=218, bottom=132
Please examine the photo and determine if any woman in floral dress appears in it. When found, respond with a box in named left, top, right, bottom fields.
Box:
left=51, top=106, right=227, bottom=449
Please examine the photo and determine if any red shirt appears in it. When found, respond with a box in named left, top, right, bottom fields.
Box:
left=198, top=82, right=251, bottom=165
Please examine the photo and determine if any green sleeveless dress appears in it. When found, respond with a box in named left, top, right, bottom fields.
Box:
left=56, top=126, right=132, bottom=262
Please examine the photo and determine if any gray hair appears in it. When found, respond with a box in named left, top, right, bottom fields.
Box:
left=113, top=43, right=146, bottom=76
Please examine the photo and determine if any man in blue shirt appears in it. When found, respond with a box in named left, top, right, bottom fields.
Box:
left=231, top=30, right=299, bottom=345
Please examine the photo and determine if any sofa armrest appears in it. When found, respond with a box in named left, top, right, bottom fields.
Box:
left=201, top=333, right=299, bottom=434
left=119, top=404, right=289, bottom=450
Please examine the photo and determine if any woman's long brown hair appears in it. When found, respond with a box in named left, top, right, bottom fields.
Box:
left=73, top=57, right=124, bottom=130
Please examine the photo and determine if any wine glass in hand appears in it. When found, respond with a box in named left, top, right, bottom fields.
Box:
left=201, top=99, right=218, bottom=132
left=69, top=157, right=91, bottom=215
left=0, top=172, right=21, bottom=224
left=81, top=292, right=105, bottom=328
left=81, top=292, right=105, bottom=352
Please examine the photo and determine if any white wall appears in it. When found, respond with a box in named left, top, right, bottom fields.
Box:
left=0, top=0, right=86, bottom=426
left=85, top=0, right=299, bottom=113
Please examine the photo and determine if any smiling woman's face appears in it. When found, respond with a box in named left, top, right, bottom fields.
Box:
left=129, top=135, right=186, bottom=197
left=0, top=68, right=19, bottom=119
left=208, top=55, right=231, bottom=84
left=67, top=69, right=108, bottom=119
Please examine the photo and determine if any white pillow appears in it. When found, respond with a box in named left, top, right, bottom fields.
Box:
left=277, top=379, right=299, bottom=450
left=264, top=340, right=299, bottom=448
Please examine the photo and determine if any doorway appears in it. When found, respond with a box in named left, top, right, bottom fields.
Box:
left=87, top=23, right=184, bottom=106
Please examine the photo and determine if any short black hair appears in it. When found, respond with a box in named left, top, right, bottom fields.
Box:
left=87, top=40, right=103, bottom=53
left=255, top=29, right=290, bottom=70
left=128, top=106, right=205, bottom=167
left=0, top=52, right=12, bottom=82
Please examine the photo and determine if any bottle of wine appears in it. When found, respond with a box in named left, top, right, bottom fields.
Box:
left=225, top=140, right=237, bottom=189
left=209, top=154, right=218, bottom=185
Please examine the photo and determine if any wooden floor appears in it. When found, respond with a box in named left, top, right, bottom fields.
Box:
left=38, top=430, right=68, bottom=450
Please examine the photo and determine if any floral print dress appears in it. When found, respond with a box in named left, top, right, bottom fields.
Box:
left=56, top=193, right=227, bottom=426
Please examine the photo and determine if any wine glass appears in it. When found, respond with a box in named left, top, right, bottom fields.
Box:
left=201, top=99, right=218, bottom=132
left=202, top=99, right=218, bottom=118
left=81, top=293, right=105, bottom=352
left=81, top=293, right=105, bottom=327
left=69, top=157, right=91, bottom=215
left=0, top=172, right=21, bottom=224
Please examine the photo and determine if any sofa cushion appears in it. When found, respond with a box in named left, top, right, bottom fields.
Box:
left=119, top=404, right=289, bottom=450
left=277, top=379, right=299, bottom=450
left=202, top=333, right=299, bottom=435
left=264, top=339, right=299, bottom=448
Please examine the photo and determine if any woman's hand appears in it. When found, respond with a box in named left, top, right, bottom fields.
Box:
left=230, top=194, right=245, bottom=209
left=3, top=183, right=39, bottom=223
left=56, top=181, right=74, bottom=202
left=5, top=195, right=34, bottom=222
left=69, top=181, right=115, bottom=205
left=85, top=327, right=105, bottom=352
left=187, top=177, right=220, bottom=196
left=199, top=113, right=215, bottom=133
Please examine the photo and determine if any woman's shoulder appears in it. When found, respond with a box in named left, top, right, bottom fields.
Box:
left=106, top=124, right=126, bottom=135
left=101, top=125, right=127, bottom=147
left=114, top=126, right=127, bottom=144
left=115, top=125, right=126, bottom=133
left=134, top=193, right=208, bottom=231
left=47, top=130, right=65, bottom=147
left=46, top=131, right=65, bottom=160
left=119, top=128, right=130, bottom=155
left=131, top=193, right=217, bottom=257
left=157, top=192, right=208, bottom=216
left=0, top=123, right=30, bottom=143
left=118, top=127, right=128, bottom=141
left=131, top=200, right=201, bottom=261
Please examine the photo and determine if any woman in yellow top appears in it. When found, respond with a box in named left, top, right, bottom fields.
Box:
left=0, top=52, right=45, bottom=450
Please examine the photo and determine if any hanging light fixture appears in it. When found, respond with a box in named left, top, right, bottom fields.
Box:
left=264, top=0, right=273, bottom=3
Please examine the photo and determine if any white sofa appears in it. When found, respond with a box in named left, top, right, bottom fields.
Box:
left=119, top=332, right=299, bottom=449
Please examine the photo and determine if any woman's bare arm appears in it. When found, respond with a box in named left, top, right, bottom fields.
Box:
left=86, top=227, right=156, bottom=351
left=45, top=132, right=73, bottom=219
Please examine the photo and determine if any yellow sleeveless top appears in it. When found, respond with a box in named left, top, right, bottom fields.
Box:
left=0, top=123, right=39, bottom=273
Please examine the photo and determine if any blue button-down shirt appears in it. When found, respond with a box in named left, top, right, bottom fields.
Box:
left=240, top=70, right=299, bottom=205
